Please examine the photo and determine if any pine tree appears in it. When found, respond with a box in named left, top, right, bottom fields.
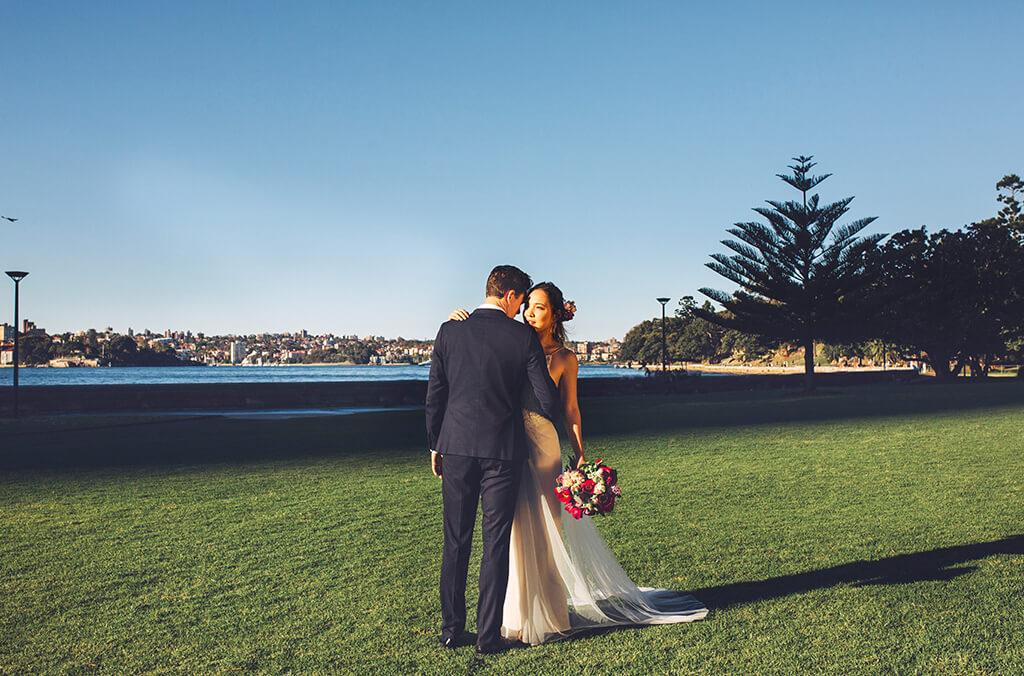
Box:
left=976, top=174, right=1024, bottom=238
left=996, top=174, right=1023, bottom=230
left=696, top=156, right=885, bottom=390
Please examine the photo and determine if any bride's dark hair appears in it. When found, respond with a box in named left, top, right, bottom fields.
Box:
left=526, top=281, right=574, bottom=347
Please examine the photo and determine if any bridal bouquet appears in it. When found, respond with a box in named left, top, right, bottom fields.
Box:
left=555, top=459, right=621, bottom=519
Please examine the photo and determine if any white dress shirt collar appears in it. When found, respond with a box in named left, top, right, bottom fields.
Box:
left=477, top=302, right=505, bottom=312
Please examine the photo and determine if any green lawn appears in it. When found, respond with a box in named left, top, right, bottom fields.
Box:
left=2, top=381, right=1023, bottom=674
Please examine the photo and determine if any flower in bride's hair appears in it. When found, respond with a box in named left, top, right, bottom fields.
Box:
left=562, top=300, right=577, bottom=322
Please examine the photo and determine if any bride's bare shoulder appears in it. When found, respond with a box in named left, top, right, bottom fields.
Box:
left=550, top=346, right=578, bottom=370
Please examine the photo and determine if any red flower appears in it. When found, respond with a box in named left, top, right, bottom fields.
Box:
left=568, top=505, right=583, bottom=519
left=580, top=479, right=596, bottom=494
left=555, top=488, right=572, bottom=503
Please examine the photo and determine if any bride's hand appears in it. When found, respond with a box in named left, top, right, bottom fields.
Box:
left=575, top=454, right=586, bottom=468
left=448, top=308, right=470, bottom=321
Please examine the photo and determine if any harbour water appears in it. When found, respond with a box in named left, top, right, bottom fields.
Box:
left=3, top=363, right=643, bottom=387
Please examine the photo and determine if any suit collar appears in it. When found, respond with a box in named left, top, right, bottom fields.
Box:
left=472, top=307, right=509, bottom=319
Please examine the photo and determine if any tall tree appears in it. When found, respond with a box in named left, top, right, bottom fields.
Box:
left=697, top=156, right=885, bottom=389
left=975, top=174, right=1024, bottom=239
left=995, top=174, right=1024, bottom=234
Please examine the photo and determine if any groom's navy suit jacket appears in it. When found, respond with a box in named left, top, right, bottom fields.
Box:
left=426, top=307, right=561, bottom=460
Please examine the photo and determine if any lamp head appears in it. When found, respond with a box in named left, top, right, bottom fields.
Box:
left=5, top=271, right=28, bottom=282
left=656, top=297, right=670, bottom=305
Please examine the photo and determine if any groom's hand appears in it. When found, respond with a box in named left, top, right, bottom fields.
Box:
left=431, top=450, right=443, bottom=479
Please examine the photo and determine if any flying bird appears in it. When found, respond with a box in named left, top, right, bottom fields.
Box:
left=1, top=216, right=17, bottom=222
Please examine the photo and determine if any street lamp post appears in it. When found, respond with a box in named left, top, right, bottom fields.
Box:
left=6, top=271, right=28, bottom=418
left=656, top=297, right=670, bottom=373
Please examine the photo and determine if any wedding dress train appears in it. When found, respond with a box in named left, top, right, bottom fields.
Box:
left=501, top=410, right=708, bottom=645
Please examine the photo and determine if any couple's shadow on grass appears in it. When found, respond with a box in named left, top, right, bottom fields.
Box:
left=694, top=534, right=1024, bottom=611
left=563, top=534, right=1024, bottom=643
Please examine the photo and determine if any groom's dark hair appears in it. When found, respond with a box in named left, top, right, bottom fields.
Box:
left=486, top=265, right=532, bottom=299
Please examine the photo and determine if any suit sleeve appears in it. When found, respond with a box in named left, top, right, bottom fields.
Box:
left=525, top=329, right=561, bottom=422
left=425, top=324, right=449, bottom=451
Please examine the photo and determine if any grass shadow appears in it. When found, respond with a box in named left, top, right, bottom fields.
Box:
left=690, top=534, right=1024, bottom=611
left=2, top=381, right=1023, bottom=473
left=486, top=535, right=1024, bottom=650
left=582, top=380, right=1024, bottom=439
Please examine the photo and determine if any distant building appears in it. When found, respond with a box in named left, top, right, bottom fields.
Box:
left=0, top=323, right=13, bottom=341
left=229, top=340, right=246, bottom=364
left=19, top=319, right=47, bottom=338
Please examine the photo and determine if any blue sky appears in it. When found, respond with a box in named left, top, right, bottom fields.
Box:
left=2, top=2, right=1021, bottom=339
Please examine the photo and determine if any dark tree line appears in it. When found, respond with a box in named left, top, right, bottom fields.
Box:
left=620, top=297, right=779, bottom=365
left=621, top=160, right=1024, bottom=387
left=870, top=218, right=1024, bottom=379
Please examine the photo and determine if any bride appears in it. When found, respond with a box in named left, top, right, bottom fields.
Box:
left=448, top=281, right=707, bottom=645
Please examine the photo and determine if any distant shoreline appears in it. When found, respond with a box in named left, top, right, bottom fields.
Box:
left=2, top=361, right=637, bottom=369
left=0, top=362, right=930, bottom=374
left=632, top=363, right=918, bottom=375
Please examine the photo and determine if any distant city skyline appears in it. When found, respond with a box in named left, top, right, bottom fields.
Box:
left=2, top=2, right=1022, bottom=340
left=0, top=321, right=620, bottom=369
left=1, top=317, right=624, bottom=342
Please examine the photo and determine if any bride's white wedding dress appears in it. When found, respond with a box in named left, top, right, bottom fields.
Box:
left=501, top=403, right=708, bottom=645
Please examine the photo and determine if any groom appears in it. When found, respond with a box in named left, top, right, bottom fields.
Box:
left=426, top=264, right=560, bottom=654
